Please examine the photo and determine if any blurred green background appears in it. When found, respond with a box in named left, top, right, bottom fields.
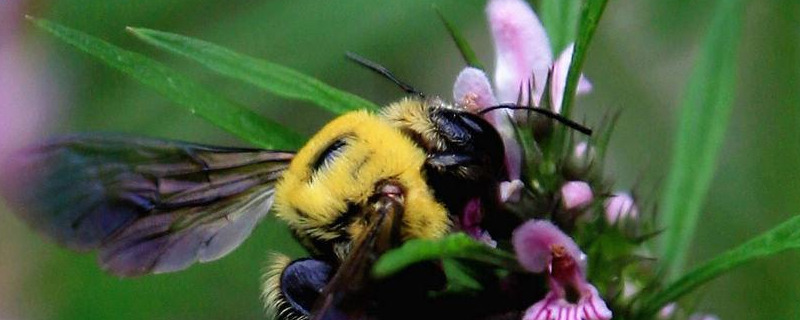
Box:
left=0, top=0, right=798, bottom=319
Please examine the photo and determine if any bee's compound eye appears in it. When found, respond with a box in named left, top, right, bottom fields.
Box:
left=280, top=258, right=333, bottom=316
left=311, top=138, right=348, bottom=172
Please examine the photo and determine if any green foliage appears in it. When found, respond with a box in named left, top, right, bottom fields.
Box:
left=441, top=259, right=484, bottom=292
left=434, top=6, right=486, bottom=70
left=372, top=233, right=520, bottom=278
left=638, top=214, right=800, bottom=318
left=559, top=0, right=609, bottom=117
left=583, top=225, right=640, bottom=292
left=27, top=17, right=305, bottom=150
left=12, top=1, right=799, bottom=319
left=538, top=0, right=581, bottom=54
left=658, top=0, right=746, bottom=280
left=127, top=27, right=378, bottom=115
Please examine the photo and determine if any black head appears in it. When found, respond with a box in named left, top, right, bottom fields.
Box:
left=426, top=106, right=506, bottom=181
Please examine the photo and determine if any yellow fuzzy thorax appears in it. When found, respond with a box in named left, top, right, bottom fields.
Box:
left=381, top=97, right=447, bottom=151
left=274, top=110, right=450, bottom=242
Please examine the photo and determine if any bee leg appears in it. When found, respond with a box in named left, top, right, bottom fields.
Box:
left=426, top=152, right=473, bottom=172
left=262, top=253, right=296, bottom=320
left=261, top=253, right=333, bottom=320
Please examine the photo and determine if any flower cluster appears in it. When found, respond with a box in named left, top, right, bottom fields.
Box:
left=446, top=1, right=714, bottom=319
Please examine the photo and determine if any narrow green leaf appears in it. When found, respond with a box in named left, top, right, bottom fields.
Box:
left=372, top=233, right=519, bottom=278
left=538, top=0, right=581, bottom=54
left=559, top=0, right=609, bottom=117
left=27, top=17, right=304, bottom=150
left=127, top=27, right=379, bottom=115
left=658, top=0, right=746, bottom=280
left=639, top=214, right=800, bottom=318
left=442, top=259, right=484, bottom=292
left=434, top=6, right=485, bottom=70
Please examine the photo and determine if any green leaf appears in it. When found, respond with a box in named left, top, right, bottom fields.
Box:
left=27, top=17, right=304, bottom=150
left=538, top=0, right=581, bottom=54
left=559, top=0, right=609, bottom=117
left=638, top=214, right=800, bottom=318
left=127, top=27, right=379, bottom=115
left=372, top=233, right=519, bottom=278
left=434, top=6, right=485, bottom=70
left=658, top=0, right=746, bottom=280
left=442, top=259, right=484, bottom=292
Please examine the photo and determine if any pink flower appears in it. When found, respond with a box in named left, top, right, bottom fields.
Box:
left=0, top=0, right=58, bottom=316
left=513, top=220, right=612, bottom=320
left=460, top=198, right=497, bottom=247
left=0, top=1, right=58, bottom=192
left=550, top=44, right=593, bottom=114
left=560, top=181, right=594, bottom=210
left=567, top=141, right=596, bottom=174
left=604, top=193, right=639, bottom=225
left=573, top=141, right=594, bottom=162
left=452, top=0, right=592, bottom=185
left=658, top=303, right=677, bottom=319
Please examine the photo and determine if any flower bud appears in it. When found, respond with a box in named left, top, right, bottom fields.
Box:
left=622, top=280, right=639, bottom=300
left=566, top=141, right=597, bottom=176
left=500, top=179, right=524, bottom=203
left=658, top=302, right=677, bottom=319
left=560, top=180, right=593, bottom=210
left=604, top=192, right=638, bottom=225
left=689, top=314, right=720, bottom=320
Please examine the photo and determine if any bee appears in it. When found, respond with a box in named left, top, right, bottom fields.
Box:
left=3, top=54, right=590, bottom=320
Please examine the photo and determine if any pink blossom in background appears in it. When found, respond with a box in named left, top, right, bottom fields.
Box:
left=604, top=192, right=639, bottom=224
left=0, top=2, right=57, bottom=164
left=658, top=303, right=677, bottom=319
left=0, top=0, right=60, bottom=192
left=0, top=1, right=58, bottom=318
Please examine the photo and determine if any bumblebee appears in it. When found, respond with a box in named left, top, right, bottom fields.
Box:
left=4, top=55, right=588, bottom=319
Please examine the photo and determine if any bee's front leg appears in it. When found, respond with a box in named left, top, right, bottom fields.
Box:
left=262, top=254, right=334, bottom=320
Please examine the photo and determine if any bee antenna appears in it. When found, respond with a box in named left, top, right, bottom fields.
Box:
left=345, top=52, right=425, bottom=98
left=479, top=104, right=593, bottom=136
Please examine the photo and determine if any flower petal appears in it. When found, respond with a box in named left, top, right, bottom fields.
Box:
left=0, top=13, right=57, bottom=193
left=521, top=291, right=559, bottom=320
left=577, top=75, right=593, bottom=95
left=573, top=141, right=594, bottom=161
left=487, top=0, right=552, bottom=105
left=512, top=220, right=584, bottom=273
left=453, top=67, right=497, bottom=112
left=453, top=68, right=521, bottom=180
left=500, top=179, right=524, bottom=203
left=461, top=198, right=484, bottom=238
left=567, top=141, right=596, bottom=173
left=550, top=43, right=593, bottom=113
left=522, top=284, right=612, bottom=320
left=484, top=109, right=523, bottom=181
left=604, top=192, right=639, bottom=224
left=560, top=181, right=593, bottom=210
left=580, top=284, right=613, bottom=320
left=658, top=303, right=677, bottom=319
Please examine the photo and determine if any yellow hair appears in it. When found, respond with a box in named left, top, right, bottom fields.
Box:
left=381, top=98, right=447, bottom=151
left=274, top=110, right=450, bottom=242
left=261, top=253, right=302, bottom=320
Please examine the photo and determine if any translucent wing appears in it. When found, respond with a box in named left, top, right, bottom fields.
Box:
left=3, top=135, right=294, bottom=276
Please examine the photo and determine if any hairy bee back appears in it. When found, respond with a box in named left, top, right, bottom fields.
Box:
left=273, top=110, right=449, bottom=250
